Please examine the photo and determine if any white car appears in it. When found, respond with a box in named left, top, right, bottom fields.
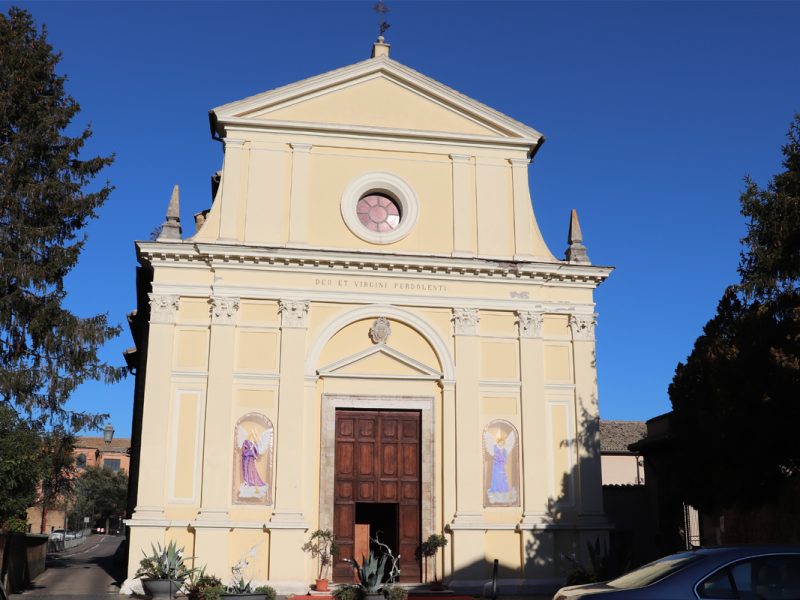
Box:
left=49, top=529, right=65, bottom=541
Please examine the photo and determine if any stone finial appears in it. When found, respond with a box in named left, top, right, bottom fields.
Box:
left=157, top=185, right=182, bottom=240
left=565, top=209, right=590, bottom=264
left=371, top=36, right=390, bottom=58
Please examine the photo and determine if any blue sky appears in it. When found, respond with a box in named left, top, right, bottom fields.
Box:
left=8, top=1, right=799, bottom=438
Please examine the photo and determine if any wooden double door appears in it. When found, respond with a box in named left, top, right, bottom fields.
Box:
left=333, top=409, right=421, bottom=582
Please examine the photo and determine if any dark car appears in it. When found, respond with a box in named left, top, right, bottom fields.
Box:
left=553, top=546, right=800, bottom=599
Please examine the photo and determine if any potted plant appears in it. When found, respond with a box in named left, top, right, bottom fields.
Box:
left=420, top=534, right=448, bottom=590
left=135, top=540, right=192, bottom=599
left=220, top=577, right=275, bottom=600
left=185, top=568, right=223, bottom=600
left=346, top=550, right=389, bottom=600
left=302, top=528, right=338, bottom=591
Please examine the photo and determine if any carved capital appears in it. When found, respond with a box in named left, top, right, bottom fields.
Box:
left=210, top=296, right=240, bottom=326
left=368, top=317, right=391, bottom=344
left=148, top=294, right=179, bottom=325
left=279, top=299, right=309, bottom=329
left=452, top=307, right=479, bottom=336
left=516, top=310, right=544, bottom=339
left=569, top=313, right=597, bottom=341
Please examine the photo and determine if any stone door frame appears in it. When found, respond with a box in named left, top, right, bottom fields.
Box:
left=319, top=395, right=435, bottom=548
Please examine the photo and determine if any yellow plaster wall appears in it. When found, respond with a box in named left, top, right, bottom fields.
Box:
left=171, top=391, right=200, bottom=501
left=235, top=330, right=279, bottom=372
left=549, top=402, right=573, bottom=504
left=480, top=341, right=519, bottom=380
left=476, top=159, right=515, bottom=257
left=251, top=76, right=499, bottom=136
left=178, top=298, right=212, bottom=324
left=479, top=311, right=516, bottom=338
left=318, top=317, right=440, bottom=373
left=485, top=531, right=523, bottom=576
left=543, top=314, right=571, bottom=339
left=238, top=300, right=280, bottom=326
left=544, top=344, right=573, bottom=382
left=174, top=329, right=209, bottom=371
left=481, top=396, right=518, bottom=415
left=308, top=150, right=454, bottom=254
left=228, top=530, right=271, bottom=582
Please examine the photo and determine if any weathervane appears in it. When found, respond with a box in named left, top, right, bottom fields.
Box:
left=373, top=0, right=391, bottom=39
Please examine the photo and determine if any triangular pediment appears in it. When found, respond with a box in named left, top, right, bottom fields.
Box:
left=213, top=57, right=543, bottom=143
left=318, top=344, right=442, bottom=380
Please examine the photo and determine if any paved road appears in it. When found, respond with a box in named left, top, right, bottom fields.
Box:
left=10, top=535, right=125, bottom=600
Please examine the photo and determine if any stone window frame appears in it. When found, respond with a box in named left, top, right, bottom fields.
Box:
left=340, top=172, right=419, bottom=244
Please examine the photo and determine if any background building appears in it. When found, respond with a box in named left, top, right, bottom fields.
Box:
left=26, top=436, right=130, bottom=534
left=125, top=40, right=612, bottom=593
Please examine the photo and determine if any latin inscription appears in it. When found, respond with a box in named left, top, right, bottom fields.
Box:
left=314, top=278, right=448, bottom=293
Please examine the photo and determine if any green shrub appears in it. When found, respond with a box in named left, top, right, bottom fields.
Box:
left=254, top=585, right=276, bottom=600
left=382, top=585, right=408, bottom=600
left=333, top=584, right=364, bottom=600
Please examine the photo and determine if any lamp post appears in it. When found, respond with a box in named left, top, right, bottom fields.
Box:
left=103, top=423, right=114, bottom=445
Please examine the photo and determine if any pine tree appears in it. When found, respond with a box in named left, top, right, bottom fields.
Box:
left=669, top=115, right=800, bottom=512
left=0, top=8, right=125, bottom=430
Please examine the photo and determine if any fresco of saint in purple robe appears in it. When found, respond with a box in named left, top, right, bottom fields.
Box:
left=483, top=423, right=519, bottom=506
left=235, top=422, right=272, bottom=502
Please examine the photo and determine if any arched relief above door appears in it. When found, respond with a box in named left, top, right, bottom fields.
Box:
left=306, top=305, right=455, bottom=380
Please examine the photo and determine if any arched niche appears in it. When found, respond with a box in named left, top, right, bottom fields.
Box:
left=483, top=419, right=521, bottom=508
left=232, top=412, right=274, bottom=506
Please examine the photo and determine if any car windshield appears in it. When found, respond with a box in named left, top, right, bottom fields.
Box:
left=606, top=552, right=701, bottom=589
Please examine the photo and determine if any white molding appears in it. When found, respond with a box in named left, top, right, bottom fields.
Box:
left=318, top=343, right=443, bottom=379
left=340, top=172, right=419, bottom=245
left=138, top=242, right=612, bottom=289
left=212, top=56, right=543, bottom=143
left=223, top=121, right=537, bottom=153
left=155, top=284, right=598, bottom=316
left=305, top=304, right=455, bottom=380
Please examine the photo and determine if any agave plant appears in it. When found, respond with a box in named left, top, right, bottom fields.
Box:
left=348, top=550, right=388, bottom=593
left=136, top=540, right=192, bottom=580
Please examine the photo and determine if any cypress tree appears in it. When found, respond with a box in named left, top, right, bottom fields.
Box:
left=0, top=7, right=125, bottom=430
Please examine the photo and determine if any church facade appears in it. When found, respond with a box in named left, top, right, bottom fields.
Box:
left=125, top=40, right=612, bottom=593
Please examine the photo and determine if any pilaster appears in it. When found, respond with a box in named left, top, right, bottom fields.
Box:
left=449, top=308, right=484, bottom=578
left=268, top=299, right=311, bottom=581
left=219, top=138, right=246, bottom=241
left=450, top=153, right=475, bottom=257
left=287, top=143, right=312, bottom=247
left=194, top=295, right=239, bottom=577
left=510, top=157, right=551, bottom=261
left=569, top=313, right=605, bottom=520
left=516, top=310, right=549, bottom=527
left=131, top=294, right=179, bottom=523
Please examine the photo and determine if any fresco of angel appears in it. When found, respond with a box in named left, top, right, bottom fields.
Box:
left=235, top=416, right=273, bottom=502
left=483, top=421, right=520, bottom=506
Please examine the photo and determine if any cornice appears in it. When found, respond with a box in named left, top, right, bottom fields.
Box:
left=212, top=56, right=543, bottom=144
left=221, top=119, right=539, bottom=153
left=136, top=242, right=612, bottom=289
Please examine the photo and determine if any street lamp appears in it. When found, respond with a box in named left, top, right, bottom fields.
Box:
left=103, top=423, right=114, bottom=445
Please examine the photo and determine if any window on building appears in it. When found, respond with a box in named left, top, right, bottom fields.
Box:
left=76, top=453, right=87, bottom=468
left=103, top=459, right=121, bottom=472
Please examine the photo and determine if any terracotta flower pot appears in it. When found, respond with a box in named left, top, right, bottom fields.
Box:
left=315, top=578, right=329, bottom=592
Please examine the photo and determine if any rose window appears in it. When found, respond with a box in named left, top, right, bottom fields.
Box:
left=356, top=193, right=401, bottom=233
